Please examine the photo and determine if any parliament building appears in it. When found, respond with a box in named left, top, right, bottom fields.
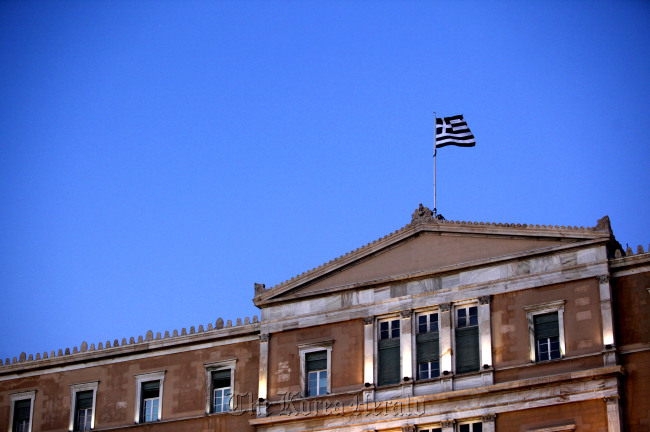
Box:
left=1, top=205, right=649, bottom=431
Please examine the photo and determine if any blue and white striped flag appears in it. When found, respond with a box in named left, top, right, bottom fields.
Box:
left=435, top=115, right=475, bottom=148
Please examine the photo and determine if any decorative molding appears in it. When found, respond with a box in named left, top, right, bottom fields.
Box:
left=411, top=203, right=434, bottom=225
left=598, top=275, right=610, bottom=284
left=363, top=316, right=374, bottom=325
left=479, top=295, right=491, bottom=305
left=254, top=283, right=268, bottom=296
left=259, top=334, right=271, bottom=343
left=440, top=302, right=452, bottom=312
left=400, top=309, right=413, bottom=319
left=481, top=413, right=497, bottom=421
left=401, top=425, right=416, bottom=432
left=595, top=215, right=611, bottom=232
left=440, top=419, right=456, bottom=427
left=603, top=394, right=620, bottom=403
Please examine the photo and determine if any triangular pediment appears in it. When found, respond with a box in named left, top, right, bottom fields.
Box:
left=253, top=207, right=614, bottom=306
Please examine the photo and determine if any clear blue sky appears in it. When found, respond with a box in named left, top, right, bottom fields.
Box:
left=1, top=1, right=649, bottom=362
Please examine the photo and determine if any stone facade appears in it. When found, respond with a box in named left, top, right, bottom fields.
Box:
left=1, top=207, right=648, bottom=431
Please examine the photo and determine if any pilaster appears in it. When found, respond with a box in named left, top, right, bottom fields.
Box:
left=257, top=333, right=270, bottom=417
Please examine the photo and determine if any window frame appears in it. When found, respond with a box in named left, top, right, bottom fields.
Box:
left=204, top=359, right=236, bottom=414
left=524, top=300, right=566, bottom=363
left=453, top=303, right=480, bottom=374
left=69, top=381, right=98, bottom=431
left=298, top=341, right=332, bottom=397
left=8, top=391, right=35, bottom=432
left=134, top=371, right=165, bottom=424
left=415, top=310, right=441, bottom=380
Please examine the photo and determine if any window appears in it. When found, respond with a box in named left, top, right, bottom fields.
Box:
left=75, top=391, right=93, bottom=430
left=417, top=312, right=440, bottom=379
left=534, top=312, right=561, bottom=361
left=70, top=382, right=98, bottom=431
left=141, top=381, right=160, bottom=422
left=459, top=422, right=482, bottom=432
left=205, top=360, right=236, bottom=414
left=525, top=300, right=566, bottom=363
left=211, top=370, right=232, bottom=412
left=419, top=428, right=442, bottom=432
left=455, top=305, right=479, bottom=374
left=9, top=391, right=35, bottom=432
left=306, top=351, right=328, bottom=396
left=378, top=318, right=400, bottom=385
left=134, top=371, right=165, bottom=423
left=299, top=342, right=332, bottom=397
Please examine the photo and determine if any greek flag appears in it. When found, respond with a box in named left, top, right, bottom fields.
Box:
left=435, top=115, right=475, bottom=148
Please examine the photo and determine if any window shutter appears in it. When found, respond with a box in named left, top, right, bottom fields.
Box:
left=378, top=338, right=400, bottom=385
left=416, top=332, right=439, bottom=363
left=534, top=312, right=559, bottom=339
left=76, top=390, right=93, bottom=410
left=212, top=369, right=231, bottom=389
left=456, top=326, right=479, bottom=373
left=306, top=351, right=327, bottom=372
left=142, top=380, right=160, bottom=399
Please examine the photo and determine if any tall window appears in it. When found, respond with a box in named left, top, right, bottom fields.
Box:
left=134, top=371, right=165, bottom=424
left=205, top=360, right=236, bottom=414
left=417, top=312, right=440, bottom=379
left=525, top=300, right=566, bottom=363
left=70, top=382, right=98, bottom=432
left=378, top=318, right=400, bottom=385
left=306, top=350, right=328, bottom=396
left=455, top=305, right=479, bottom=374
left=141, top=381, right=160, bottom=422
left=211, top=369, right=232, bottom=413
left=299, top=342, right=332, bottom=397
left=534, top=312, right=561, bottom=361
left=12, top=399, right=31, bottom=432
left=74, top=391, right=93, bottom=430
left=10, top=391, right=35, bottom=432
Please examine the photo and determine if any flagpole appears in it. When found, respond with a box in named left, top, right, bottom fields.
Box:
left=433, top=112, right=437, bottom=217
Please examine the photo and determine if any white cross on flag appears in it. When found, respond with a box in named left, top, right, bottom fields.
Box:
left=435, top=115, right=476, bottom=148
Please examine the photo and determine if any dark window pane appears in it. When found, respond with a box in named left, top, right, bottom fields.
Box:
left=418, top=315, right=427, bottom=333
left=76, top=390, right=93, bottom=409
left=141, top=381, right=159, bottom=399
left=458, top=308, right=467, bottom=327
left=306, top=350, right=327, bottom=372
left=469, top=306, right=478, bottom=326
left=430, top=314, right=439, bottom=332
